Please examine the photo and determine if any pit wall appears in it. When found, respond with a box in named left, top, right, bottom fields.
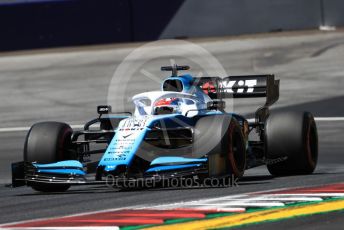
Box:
left=0, top=0, right=343, bottom=51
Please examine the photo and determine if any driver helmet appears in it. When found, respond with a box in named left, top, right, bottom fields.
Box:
left=154, top=97, right=181, bottom=115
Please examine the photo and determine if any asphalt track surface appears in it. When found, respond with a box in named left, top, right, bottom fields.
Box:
left=0, top=30, right=344, bottom=228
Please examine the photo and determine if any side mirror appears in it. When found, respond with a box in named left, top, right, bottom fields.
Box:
left=207, top=100, right=225, bottom=111
left=97, top=105, right=112, bottom=115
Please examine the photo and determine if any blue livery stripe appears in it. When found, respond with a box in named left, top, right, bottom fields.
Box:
left=150, top=157, right=207, bottom=165
left=146, top=163, right=202, bottom=173
left=37, top=169, right=86, bottom=175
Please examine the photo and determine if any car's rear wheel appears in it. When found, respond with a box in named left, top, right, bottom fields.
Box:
left=24, top=122, right=74, bottom=192
left=265, top=111, right=318, bottom=176
left=193, top=115, right=246, bottom=180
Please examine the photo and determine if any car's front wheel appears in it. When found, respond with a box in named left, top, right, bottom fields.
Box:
left=193, top=115, right=246, bottom=179
left=24, top=122, right=74, bottom=192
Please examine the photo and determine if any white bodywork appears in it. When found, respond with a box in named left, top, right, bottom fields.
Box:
left=132, top=91, right=212, bottom=117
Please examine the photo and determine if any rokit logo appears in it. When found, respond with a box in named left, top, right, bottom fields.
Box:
left=121, top=118, right=148, bottom=129
left=221, top=79, right=257, bottom=93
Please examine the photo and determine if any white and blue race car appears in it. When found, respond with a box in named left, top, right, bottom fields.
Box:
left=12, top=65, right=318, bottom=192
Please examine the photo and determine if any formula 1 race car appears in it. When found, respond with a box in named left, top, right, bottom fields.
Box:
left=11, top=65, right=318, bottom=192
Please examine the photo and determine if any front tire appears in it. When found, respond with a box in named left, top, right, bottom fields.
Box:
left=265, top=111, right=318, bottom=176
left=193, top=115, right=246, bottom=179
left=24, top=122, right=74, bottom=192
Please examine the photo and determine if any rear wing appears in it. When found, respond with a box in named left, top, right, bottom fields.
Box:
left=196, top=75, right=280, bottom=123
left=196, top=74, right=279, bottom=107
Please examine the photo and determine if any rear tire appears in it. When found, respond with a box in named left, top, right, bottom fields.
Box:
left=193, top=115, right=246, bottom=179
left=265, top=111, right=318, bottom=176
left=24, top=122, right=74, bottom=192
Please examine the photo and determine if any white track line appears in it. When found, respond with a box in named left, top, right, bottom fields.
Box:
left=266, top=193, right=344, bottom=197
left=186, top=202, right=285, bottom=207
left=0, top=117, right=343, bottom=133
left=0, top=127, right=29, bottom=132
left=182, top=206, right=246, bottom=212
left=0, top=125, right=84, bottom=133
left=314, top=117, right=344, bottom=121
left=247, top=117, right=344, bottom=123
left=214, top=197, right=323, bottom=202
left=145, top=193, right=329, bottom=211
